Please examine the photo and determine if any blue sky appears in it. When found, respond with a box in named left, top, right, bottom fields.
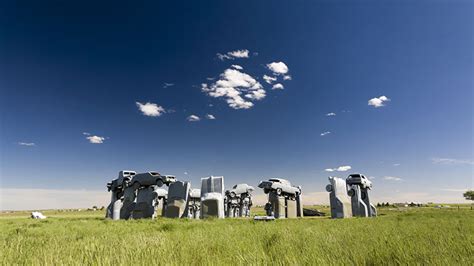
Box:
left=1, top=1, right=473, bottom=209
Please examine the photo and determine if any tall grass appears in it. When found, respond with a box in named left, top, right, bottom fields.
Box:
left=1, top=208, right=472, bottom=265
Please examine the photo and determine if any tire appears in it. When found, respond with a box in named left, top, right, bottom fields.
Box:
left=276, top=188, right=282, bottom=196
left=347, top=189, right=354, bottom=197
left=156, top=179, right=164, bottom=187
left=325, top=184, right=333, bottom=192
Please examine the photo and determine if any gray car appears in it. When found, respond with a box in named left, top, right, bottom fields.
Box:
left=258, top=178, right=301, bottom=196
left=130, top=172, right=176, bottom=187
left=346, top=174, right=372, bottom=188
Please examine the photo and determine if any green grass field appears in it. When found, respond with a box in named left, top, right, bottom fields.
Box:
left=1, top=206, right=473, bottom=265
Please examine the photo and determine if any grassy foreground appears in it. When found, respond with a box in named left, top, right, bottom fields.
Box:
left=1, top=207, right=473, bottom=265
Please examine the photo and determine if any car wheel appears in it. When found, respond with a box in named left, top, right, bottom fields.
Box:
left=325, top=184, right=333, bottom=192
left=156, top=179, right=164, bottom=187
left=347, top=189, right=354, bottom=197
left=276, top=188, right=282, bottom=196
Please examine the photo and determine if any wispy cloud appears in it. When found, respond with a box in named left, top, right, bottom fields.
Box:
left=283, top=75, right=292, bottom=80
left=272, top=83, right=284, bottom=90
left=368, top=95, right=390, bottom=108
left=263, top=75, right=277, bottom=84
left=383, top=176, right=403, bottom=181
left=136, top=102, right=166, bottom=117
left=82, top=132, right=91, bottom=136
left=228, top=50, right=249, bottom=58
left=431, top=158, right=474, bottom=165
left=326, top=112, right=336, bottom=116
left=163, top=83, right=174, bottom=88
left=202, top=68, right=265, bottom=109
left=187, top=115, right=201, bottom=122
left=320, top=131, right=331, bottom=136
left=231, top=64, right=243, bottom=70
left=267, top=61, right=289, bottom=75
left=206, top=114, right=216, bottom=120
left=325, top=165, right=351, bottom=172
left=217, top=49, right=250, bottom=60
left=18, top=142, right=35, bottom=146
left=86, top=135, right=105, bottom=144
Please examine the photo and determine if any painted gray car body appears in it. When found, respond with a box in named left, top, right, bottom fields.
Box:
left=346, top=174, right=377, bottom=217
left=326, top=176, right=352, bottom=219
left=258, top=178, right=301, bottom=196
left=164, top=181, right=191, bottom=218
left=225, top=183, right=254, bottom=217
left=121, top=171, right=175, bottom=219
left=187, top=188, right=201, bottom=219
left=259, top=178, right=303, bottom=218
left=200, top=176, right=225, bottom=219
left=106, top=170, right=136, bottom=220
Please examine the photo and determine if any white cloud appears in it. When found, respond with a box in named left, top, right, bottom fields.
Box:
left=320, top=131, right=331, bottom=136
left=231, top=64, right=243, bottom=70
left=206, top=77, right=215, bottom=81
left=431, top=158, right=474, bottom=165
left=326, top=112, right=336, bottom=116
left=228, top=49, right=249, bottom=58
left=217, top=49, right=249, bottom=60
left=136, top=102, right=166, bottom=117
left=163, top=83, right=174, bottom=88
left=325, top=165, right=351, bottom=172
left=201, top=68, right=265, bottom=109
left=82, top=132, right=91, bottom=136
left=86, top=135, right=105, bottom=144
left=384, top=176, right=403, bottom=181
left=206, top=114, right=216, bottom=120
left=18, top=142, right=35, bottom=146
left=272, top=83, right=284, bottom=90
left=217, top=54, right=231, bottom=60
left=267, top=62, right=289, bottom=75
left=245, top=89, right=266, bottom=100
left=368, top=95, right=390, bottom=108
left=393, top=163, right=401, bottom=166
left=263, top=75, right=277, bottom=84
left=283, top=75, right=292, bottom=80
left=187, top=115, right=201, bottom=122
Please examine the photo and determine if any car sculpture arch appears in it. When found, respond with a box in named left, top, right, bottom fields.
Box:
left=258, top=178, right=303, bottom=219
left=346, top=174, right=377, bottom=217
left=225, top=183, right=254, bottom=217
